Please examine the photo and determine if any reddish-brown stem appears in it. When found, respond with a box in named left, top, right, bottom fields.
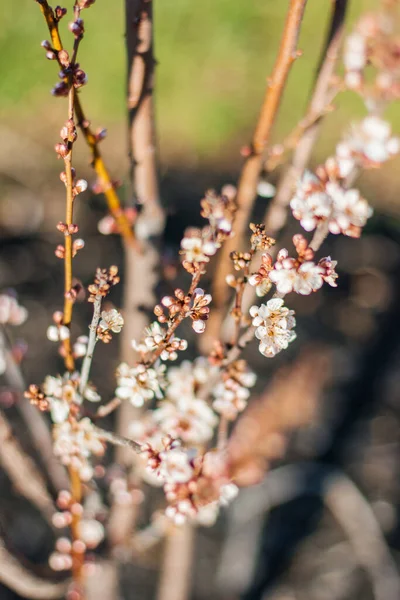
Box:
left=35, top=0, right=135, bottom=245
left=69, top=465, right=85, bottom=590
left=263, top=0, right=348, bottom=236
left=62, top=85, right=76, bottom=371
left=144, top=270, right=202, bottom=368
left=211, top=0, right=307, bottom=317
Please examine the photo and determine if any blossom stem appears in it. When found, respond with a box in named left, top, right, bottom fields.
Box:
left=68, top=465, right=85, bottom=593
left=79, top=294, right=102, bottom=397
left=62, top=79, right=76, bottom=372
left=94, top=427, right=142, bottom=453
left=144, top=269, right=202, bottom=368
left=35, top=0, right=135, bottom=245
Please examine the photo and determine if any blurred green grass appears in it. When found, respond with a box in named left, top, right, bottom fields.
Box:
left=0, top=0, right=384, bottom=164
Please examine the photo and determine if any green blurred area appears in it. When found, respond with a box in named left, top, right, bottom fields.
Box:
left=0, top=0, right=382, bottom=166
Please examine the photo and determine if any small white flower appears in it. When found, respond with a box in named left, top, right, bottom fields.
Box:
left=73, top=335, right=89, bottom=358
left=0, top=294, right=27, bottom=326
left=250, top=298, right=296, bottom=357
left=180, top=236, right=212, bottom=263
left=53, top=418, right=104, bottom=481
left=157, top=448, right=194, bottom=484
left=115, top=362, right=165, bottom=407
left=344, top=32, right=366, bottom=72
left=98, top=309, right=124, bottom=333
left=153, top=397, right=217, bottom=444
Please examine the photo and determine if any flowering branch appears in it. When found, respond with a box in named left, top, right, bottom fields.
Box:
left=35, top=0, right=135, bottom=245
left=210, top=0, right=308, bottom=322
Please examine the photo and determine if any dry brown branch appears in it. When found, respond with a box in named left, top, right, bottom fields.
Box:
left=227, top=348, right=331, bottom=487
left=35, top=0, right=135, bottom=245
left=156, top=524, right=195, bottom=600
left=1, top=330, right=69, bottom=492
left=0, top=411, right=55, bottom=523
left=107, top=0, right=165, bottom=585
left=219, top=464, right=400, bottom=600
left=223, top=0, right=349, bottom=331
left=263, top=0, right=348, bottom=237
left=208, top=0, right=308, bottom=338
left=0, top=538, right=68, bottom=599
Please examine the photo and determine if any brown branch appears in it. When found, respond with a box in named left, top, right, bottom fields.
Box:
left=1, top=329, right=69, bottom=491
left=156, top=524, right=195, bottom=600
left=263, top=0, right=348, bottom=238
left=210, top=0, right=308, bottom=322
left=226, top=0, right=348, bottom=328
left=62, top=83, right=77, bottom=372
left=35, top=0, right=135, bottom=245
left=0, top=538, right=68, bottom=599
left=0, top=411, right=55, bottom=523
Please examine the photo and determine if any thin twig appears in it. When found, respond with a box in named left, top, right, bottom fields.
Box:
left=35, top=0, right=135, bottom=245
left=156, top=524, right=195, bottom=600
left=79, top=294, right=102, bottom=397
left=1, top=329, right=69, bottom=491
left=264, top=0, right=349, bottom=236
left=94, top=426, right=142, bottom=453
left=235, top=0, right=349, bottom=323
left=0, top=411, right=55, bottom=523
left=0, top=538, right=68, bottom=600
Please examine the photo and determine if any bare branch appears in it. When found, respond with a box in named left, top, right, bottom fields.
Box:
left=0, top=411, right=55, bottom=523
left=0, top=537, right=67, bottom=599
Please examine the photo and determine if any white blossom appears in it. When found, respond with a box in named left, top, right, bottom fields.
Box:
left=53, top=418, right=104, bottom=481
left=153, top=397, right=217, bottom=444
left=337, top=116, right=400, bottom=170
left=180, top=236, right=215, bottom=264
left=344, top=32, right=366, bottom=73
left=270, top=260, right=324, bottom=296
left=115, top=362, right=165, bottom=407
left=157, top=447, right=194, bottom=484
left=98, top=308, right=124, bottom=333
left=250, top=298, right=296, bottom=358
left=0, top=294, right=27, bottom=326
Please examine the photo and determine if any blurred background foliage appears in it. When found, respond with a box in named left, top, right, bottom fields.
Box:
left=0, top=0, right=386, bottom=161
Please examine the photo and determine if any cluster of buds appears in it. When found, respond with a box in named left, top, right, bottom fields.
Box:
left=290, top=159, right=373, bottom=237
left=25, top=372, right=100, bottom=424
left=133, top=321, right=188, bottom=360
left=50, top=489, right=104, bottom=572
left=200, top=186, right=237, bottom=242
left=269, top=234, right=338, bottom=296
left=248, top=253, right=273, bottom=297
left=47, top=310, right=70, bottom=343
left=97, top=308, right=124, bottom=343
left=343, top=7, right=400, bottom=103
left=213, top=360, right=256, bottom=420
left=249, top=222, right=275, bottom=252
left=88, top=266, right=120, bottom=302
left=52, top=59, right=88, bottom=97
left=98, top=207, right=136, bottom=236
left=153, top=286, right=212, bottom=334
